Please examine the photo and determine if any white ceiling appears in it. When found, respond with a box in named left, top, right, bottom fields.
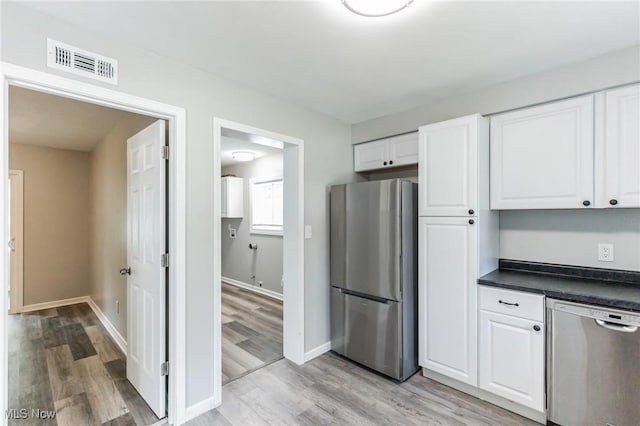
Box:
left=21, top=1, right=640, bottom=123
left=9, top=86, right=145, bottom=151
left=221, top=128, right=283, bottom=166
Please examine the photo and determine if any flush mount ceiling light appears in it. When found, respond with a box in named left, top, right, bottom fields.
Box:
left=342, top=0, right=414, bottom=17
left=232, top=151, right=255, bottom=162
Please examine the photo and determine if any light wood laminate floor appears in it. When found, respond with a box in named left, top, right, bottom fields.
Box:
left=188, top=352, right=538, bottom=426
left=222, top=282, right=283, bottom=384
left=8, top=303, right=160, bottom=426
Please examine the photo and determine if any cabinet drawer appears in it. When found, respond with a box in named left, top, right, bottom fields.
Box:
left=479, top=286, right=544, bottom=322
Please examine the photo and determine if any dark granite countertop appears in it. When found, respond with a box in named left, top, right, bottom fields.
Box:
left=478, top=260, right=640, bottom=312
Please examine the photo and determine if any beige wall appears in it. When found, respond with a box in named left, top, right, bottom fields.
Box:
left=89, top=114, right=157, bottom=340
left=9, top=143, right=91, bottom=305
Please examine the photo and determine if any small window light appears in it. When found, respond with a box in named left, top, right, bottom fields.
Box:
left=342, top=0, right=414, bottom=17
left=232, top=151, right=255, bottom=162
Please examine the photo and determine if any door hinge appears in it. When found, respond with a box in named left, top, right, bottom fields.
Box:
left=160, top=361, right=169, bottom=376
left=161, top=145, right=169, bottom=160
left=160, top=253, right=169, bottom=268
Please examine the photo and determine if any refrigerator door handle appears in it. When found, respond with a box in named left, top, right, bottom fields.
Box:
left=336, top=287, right=391, bottom=304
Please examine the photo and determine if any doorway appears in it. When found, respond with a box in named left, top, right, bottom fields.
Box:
left=0, top=63, right=188, bottom=425
left=212, top=119, right=304, bottom=406
left=220, top=130, right=284, bottom=384
left=6, top=86, right=166, bottom=424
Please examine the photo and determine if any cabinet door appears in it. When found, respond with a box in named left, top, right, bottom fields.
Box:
left=388, top=132, right=419, bottom=167
left=491, top=95, right=594, bottom=209
left=597, top=84, right=640, bottom=208
left=354, top=140, right=389, bottom=172
left=221, top=177, right=228, bottom=217
left=418, top=217, right=477, bottom=386
left=479, top=310, right=545, bottom=412
left=419, top=116, right=478, bottom=216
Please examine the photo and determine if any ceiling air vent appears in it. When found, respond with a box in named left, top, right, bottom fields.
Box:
left=47, top=38, right=118, bottom=85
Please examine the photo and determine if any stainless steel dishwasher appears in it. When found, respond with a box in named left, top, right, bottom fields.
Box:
left=547, top=298, right=640, bottom=426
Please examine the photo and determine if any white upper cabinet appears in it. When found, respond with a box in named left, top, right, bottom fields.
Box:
left=490, top=95, right=595, bottom=210
left=388, top=132, right=420, bottom=167
left=419, top=115, right=485, bottom=217
left=596, top=84, right=640, bottom=208
left=221, top=176, right=243, bottom=218
left=354, top=132, right=418, bottom=172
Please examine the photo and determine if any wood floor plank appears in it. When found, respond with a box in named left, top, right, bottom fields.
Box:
left=85, top=325, right=123, bottom=363
left=45, top=345, right=84, bottom=402
left=110, top=379, right=160, bottom=426
left=74, top=355, right=129, bottom=423
left=101, top=412, right=136, bottom=426
left=64, top=323, right=98, bottom=360
left=54, top=393, right=96, bottom=426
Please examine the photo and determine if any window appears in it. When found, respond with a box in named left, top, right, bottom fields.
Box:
left=250, top=176, right=283, bottom=235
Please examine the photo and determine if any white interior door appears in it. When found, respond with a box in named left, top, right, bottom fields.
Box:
left=8, top=170, right=23, bottom=314
left=126, top=120, right=167, bottom=417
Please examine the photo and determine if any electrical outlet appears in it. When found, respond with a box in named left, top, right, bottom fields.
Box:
left=116, top=300, right=120, bottom=313
left=598, top=243, right=614, bottom=262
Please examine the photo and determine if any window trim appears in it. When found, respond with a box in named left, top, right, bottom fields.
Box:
left=250, top=175, right=284, bottom=236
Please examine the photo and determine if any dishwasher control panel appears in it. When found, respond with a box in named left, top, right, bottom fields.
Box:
left=586, top=308, right=640, bottom=326
left=551, top=300, right=640, bottom=327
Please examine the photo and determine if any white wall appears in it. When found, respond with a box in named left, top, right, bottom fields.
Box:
left=221, top=154, right=284, bottom=294
left=9, top=143, right=91, bottom=305
left=0, top=2, right=355, bottom=408
left=353, top=46, right=640, bottom=272
left=352, top=46, right=640, bottom=142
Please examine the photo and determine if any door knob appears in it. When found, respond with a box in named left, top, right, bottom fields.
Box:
left=582, top=200, right=591, bottom=206
left=533, top=324, right=541, bottom=332
left=609, top=199, right=618, bottom=206
left=119, top=267, right=131, bottom=276
left=468, top=219, right=475, bottom=225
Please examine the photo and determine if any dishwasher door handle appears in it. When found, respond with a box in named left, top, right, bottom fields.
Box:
left=595, top=319, right=638, bottom=333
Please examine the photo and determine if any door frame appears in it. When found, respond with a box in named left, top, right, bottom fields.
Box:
left=8, top=169, right=23, bottom=314
left=0, top=62, right=188, bottom=424
left=212, top=118, right=305, bottom=407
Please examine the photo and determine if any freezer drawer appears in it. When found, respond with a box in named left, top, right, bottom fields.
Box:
left=331, top=287, right=404, bottom=379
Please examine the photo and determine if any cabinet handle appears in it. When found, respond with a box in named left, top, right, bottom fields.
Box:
left=389, top=160, right=393, bottom=165
left=533, top=325, right=541, bottom=332
left=498, top=300, right=519, bottom=307
left=468, top=219, right=474, bottom=225
left=582, top=200, right=591, bottom=206
left=383, top=161, right=387, bottom=166
left=609, top=199, right=618, bottom=206
left=468, top=209, right=474, bottom=215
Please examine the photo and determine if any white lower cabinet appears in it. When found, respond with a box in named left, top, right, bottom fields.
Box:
left=478, top=287, right=545, bottom=413
left=419, top=217, right=478, bottom=386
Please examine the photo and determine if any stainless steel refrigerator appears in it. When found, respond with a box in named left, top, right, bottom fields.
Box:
left=330, top=179, right=418, bottom=381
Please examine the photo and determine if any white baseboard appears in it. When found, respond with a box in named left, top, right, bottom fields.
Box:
left=86, top=297, right=127, bottom=354
left=21, top=295, right=128, bottom=355
left=21, top=296, right=91, bottom=313
left=184, top=396, right=219, bottom=423
left=222, top=276, right=283, bottom=301
left=304, top=341, right=331, bottom=363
